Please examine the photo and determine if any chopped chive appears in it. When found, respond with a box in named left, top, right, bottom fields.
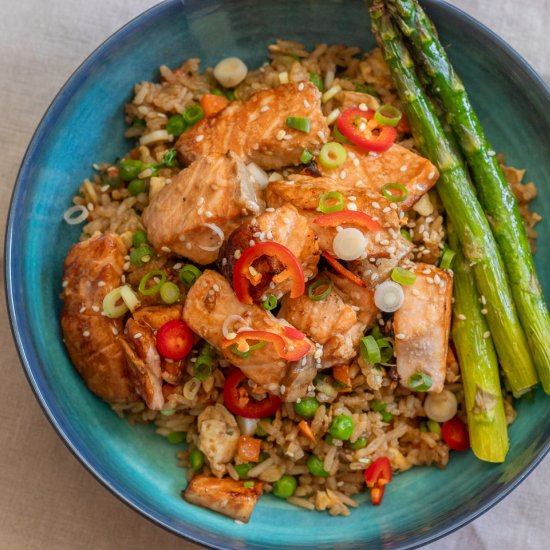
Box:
left=439, top=247, right=456, bottom=270
left=318, top=191, right=345, bottom=213
left=400, top=228, right=413, bottom=242
left=360, top=335, right=381, bottom=364
left=193, top=343, right=216, bottom=381
left=374, top=104, right=402, bottom=127
left=243, top=481, right=255, bottom=488
left=130, top=244, right=154, bottom=267
left=427, top=420, right=441, bottom=435
left=391, top=266, right=417, bottom=286
left=138, top=270, right=167, bottom=295
left=230, top=340, right=266, bottom=359
left=308, top=279, right=333, bottom=301
left=381, top=182, right=409, bottom=203
left=261, top=295, right=278, bottom=311
left=353, top=82, right=379, bottom=97
left=300, top=148, right=314, bottom=164
left=286, top=116, right=311, bottom=133
left=408, top=372, right=433, bottom=392
left=182, top=105, right=204, bottom=126
left=309, top=72, right=324, bottom=92
left=179, top=264, right=202, bottom=287
left=318, top=142, right=347, bottom=169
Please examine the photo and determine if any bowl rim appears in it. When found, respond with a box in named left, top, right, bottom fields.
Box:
left=4, top=0, right=550, bottom=548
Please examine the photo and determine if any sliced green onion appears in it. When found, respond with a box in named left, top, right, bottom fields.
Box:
left=167, top=431, right=186, bottom=444
left=194, top=343, right=216, bottom=381
left=309, top=72, right=324, bottom=92
left=400, top=228, right=413, bottom=242
left=370, top=325, right=383, bottom=340
left=353, top=82, right=379, bottom=97
left=160, top=281, right=180, bottom=304
left=408, top=372, right=433, bottom=392
left=381, top=411, right=394, bottom=423
left=419, top=421, right=428, bottom=433
left=189, top=449, right=204, bottom=471
left=286, top=116, right=311, bottom=133
left=162, top=148, right=178, bottom=167
left=300, top=149, right=314, bottom=164
left=138, top=270, right=167, bottom=296
left=182, top=105, right=204, bottom=126
left=179, top=264, right=202, bottom=287
left=231, top=340, right=266, bottom=358
left=261, top=295, right=278, bottom=311
left=376, top=337, right=395, bottom=363
left=381, top=182, right=409, bottom=203
left=391, top=266, right=417, bottom=286
left=102, top=287, right=128, bottom=318
left=318, top=191, right=345, bottom=213
left=374, top=104, right=402, bottom=127
left=130, top=244, right=154, bottom=267
left=322, top=84, right=342, bottom=104
left=118, top=159, right=144, bottom=181
left=332, top=125, right=351, bottom=144
left=308, top=279, right=333, bottom=301
left=128, top=178, right=147, bottom=196
left=439, top=247, right=456, bottom=270
left=426, top=420, right=441, bottom=435
left=360, top=335, right=381, bottom=364
left=120, top=285, right=140, bottom=312
left=318, top=142, right=347, bottom=169
left=166, top=114, right=187, bottom=137
left=370, top=400, right=393, bottom=423
left=243, top=481, right=255, bottom=488
left=132, top=229, right=148, bottom=248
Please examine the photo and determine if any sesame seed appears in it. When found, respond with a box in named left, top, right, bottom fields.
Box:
left=280, top=385, right=286, bottom=394
left=395, top=333, right=406, bottom=340
left=265, top=207, right=275, bottom=212
left=369, top=152, right=379, bottom=158
left=100, top=184, right=110, bottom=192
left=97, top=281, right=106, bottom=287
left=134, top=333, right=142, bottom=339
left=380, top=239, right=390, bottom=246
left=111, top=327, right=119, bottom=336
left=457, top=314, right=466, bottom=320
left=412, top=288, right=420, bottom=296
left=283, top=134, right=293, bottom=141
left=372, top=202, right=381, bottom=209
left=62, top=280, right=68, bottom=288
left=382, top=206, right=391, bottom=213
left=303, top=99, right=311, bottom=108
left=123, top=261, right=130, bottom=271
left=314, top=349, right=323, bottom=359
left=428, top=171, right=435, bottom=179
left=87, top=202, right=94, bottom=211
left=359, top=122, right=367, bottom=132
left=488, top=150, right=496, bottom=157
left=481, top=295, right=487, bottom=305
left=336, top=225, right=343, bottom=232
left=249, top=240, right=255, bottom=247
left=79, top=306, right=86, bottom=313
left=298, top=82, right=305, bottom=91
left=340, top=170, right=347, bottom=179
left=301, top=357, right=307, bottom=366
left=481, top=308, right=488, bottom=315
left=400, top=165, right=408, bottom=172
left=266, top=230, right=273, bottom=240
left=197, top=197, right=205, bottom=206
left=353, top=158, right=360, bottom=166
left=161, top=246, right=171, bottom=253
left=317, top=130, right=326, bottom=141
left=205, top=211, right=213, bottom=218
left=260, top=105, right=270, bottom=113
left=186, top=242, right=192, bottom=250
left=348, top=203, right=358, bottom=211
left=249, top=266, right=258, bottom=276
left=196, top=134, right=204, bottom=143
left=91, top=305, right=100, bottom=312
left=434, top=274, right=441, bottom=284
left=221, top=258, right=227, bottom=266
left=348, top=196, right=357, bottom=201
left=359, top=103, right=368, bottom=111
left=234, top=250, right=241, bottom=259
left=427, top=277, right=434, bottom=284
left=351, top=305, right=360, bottom=312
left=276, top=130, right=286, bottom=140
left=82, top=331, right=90, bottom=338
left=422, top=268, right=432, bottom=275
left=197, top=207, right=204, bottom=216
left=483, top=331, right=491, bottom=338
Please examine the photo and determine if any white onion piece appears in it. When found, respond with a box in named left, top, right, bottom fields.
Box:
left=424, top=390, right=458, bottom=423
left=326, top=108, right=341, bottom=126
left=198, top=223, right=225, bottom=252
left=412, top=193, right=434, bottom=217
left=322, top=84, right=342, bottom=104
left=139, top=129, right=172, bottom=146
left=102, top=287, right=128, bottom=318
left=222, top=315, right=247, bottom=339
left=246, top=162, right=269, bottom=189
left=333, top=228, right=367, bottom=261
left=237, top=416, right=258, bottom=436
left=63, top=205, right=89, bottom=225
left=213, top=57, right=248, bottom=88
left=120, top=285, right=140, bottom=312
left=374, top=280, right=405, bottom=313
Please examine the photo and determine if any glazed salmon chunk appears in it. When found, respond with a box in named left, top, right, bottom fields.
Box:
left=182, top=270, right=316, bottom=401
left=176, top=82, right=329, bottom=170
left=393, top=263, right=453, bottom=393
left=61, top=232, right=135, bottom=403
left=142, top=152, right=264, bottom=265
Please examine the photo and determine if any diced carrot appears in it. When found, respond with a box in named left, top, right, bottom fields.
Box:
left=333, top=364, right=352, bottom=393
left=298, top=420, right=316, bottom=443
left=200, top=93, right=230, bottom=117
left=237, top=435, right=262, bottom=463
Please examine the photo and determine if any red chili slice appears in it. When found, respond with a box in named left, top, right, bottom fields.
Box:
left=156, top=319, right=194, bottom=360
left=322, top=252, right=366, bottom=288
left=283, top=326, right=306, bottom=340
left=337, top=107, right=397, bottom=153
left=232, top=242, right=305, bottom=305
left=313, top=210, right=383, bottom=232
left=441, top=417, right=470, bottom=451
left=223, top=369, right=282, bottom=419
left=364, top=456, right=393, bottom=506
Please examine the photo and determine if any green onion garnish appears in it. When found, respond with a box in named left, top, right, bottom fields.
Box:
left=160, top=281, right=180, bottom=304
left=381, top=182, right=409, bottom=203
left=318, top=142, right=347, bottom=169
left=162, top=148, right=178, bottom=167
left=319, top=191, right=345, bottom=213
left=308, top=279, right=333, bottom=301
left=360, top=335, right=381, bottom=364
left=309, top=72, right=324, bottom=92
left=439, top=247, right=456, bottom=270
left=286, top=116, right=311, bottom=133
left=262, top=295, right=278, bottom=311
left=118, top=159, right=144, bottom=181
left=166, top=114, right=187, bottom=137
left=376, top=337, right=395, bottom=363
left=400, top=228, right=413, bottom=242
left=194, top=343, right=216, bottom=381
left=179, top=264, right=202, bottom=287
left=408, top=372, right=433, bottom=392
left=189, top=449, right=205, bottom=471
left=300, top=149, right=314, bottom=164
left=427, top=420, right=441, bottom=435
left=374, top=104, right=402, bottom=127
left=138, top=269, right=167, bottom=296
left=231, top=340, right=266, bottom=359
left=391, top=266, right=417, bottom=286
left=102, top=287, right=128, bottom=319
left=243, top=481, right=255, bottom=488
left=370, top=400, right=393, bottom=423
left=132, top=229, right=148, bottom=248
left=182, top=105, right=204, bottom=126
left=353, top=82, right=379, bottom=97
left=128, top=178, right=147, bottom=196
left=130, top=244, right=154, bottom=267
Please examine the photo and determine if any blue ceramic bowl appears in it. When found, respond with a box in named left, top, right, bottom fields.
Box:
left=6, top=0, right=550, bottom=548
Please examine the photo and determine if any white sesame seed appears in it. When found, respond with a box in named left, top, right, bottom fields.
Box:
left=298, top=82, right=305, bottom=91
left=359, top=103, right=368, bottom=111
left=62, top=280, right=68, bottom=288
left=283, top=134, right=293, bottom=140
left=317, top=130, right=326, bottom=141
left=196, top=134, right=204, bottom=143
left=359, top=122, right=367, bottom=132
left=91, top=305, right=100, bottom=312
left=161, top=246, right=171, bottom=253
left=123, top=261, right=130, bottom=271
left=111, top=327, right=119, bottom=336
left=483, top=331, right=491, bottom=338
left=266, top=230, right=273, bottom=240
left=234, top=250, right=241, bottom=259
left=434, top=274, right=441, bottom=284
left=395, top=333, right=406, bottom=340
left=87, top=202, right=94, bottom=211
left=314, top=349, right=323, bottom=359
left=197, top=207, right=204, bottom=216
left=382, top=206, right=391, bottom=213
left=303, top=99, right=311, bottom=109
left=336, top=225, right=343, bottom=232
left=260, top=105, right=270, bottom=113
left=372, top=202, right=381, bottom=209
left=197, top=197, right=205, bottom=206
left=221, top=257, right=227, bottom=266
left=280, top=385, right=286, bottom=394
left=380, top=239, right=390, bottom=246
left=481, top=308, right=488, bottom=315
left=205, top=211, right=214, bottom=218
left=488, top=150, right=496, bottom=157
left=134, top=332, right=142, bottom=339
left=481, top=295, right=487, bottom=305
left=369, top=152, right=379, bottom=157
left=265, top=207, right=275, bottom=212
left=353, top=158, right=360, bottom=167
left=348, top=196, right=357, bottom=201
left=249, top=266, right=258, bottom=276
left=428, top=171, right=435, bottom=179
left=340, top=170, right=347, bottom=179
left=301, top=357, right=307, bottom=366
left=412, top=288, right=420, bottom=296
left=400, top=165, right=408, bottom=172
left=82, top=331, right=90, bottom=338
left=100, top=184, right=110, bottom=192
left=249, top=240, right=255, bottom=247
left=79, top=306, right=86, bottom=313
left=427, top=277, right=434, bottom=284
left=457, top=314, right=466, bottom=320
left=276, top=130, right=286, bottom=140
left=97, top=281, right=106, bottom=287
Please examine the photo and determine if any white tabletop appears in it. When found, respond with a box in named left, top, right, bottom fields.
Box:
left=0, top=1, right=548, bottom=548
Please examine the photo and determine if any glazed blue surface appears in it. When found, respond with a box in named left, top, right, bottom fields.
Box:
left=5, top=0, right=550, bottom=548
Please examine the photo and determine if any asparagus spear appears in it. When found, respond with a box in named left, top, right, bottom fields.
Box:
left=387, top=0, right=550, bottom=393
left=448, top=223, right=509, bottom=462
left=368, top=1, right=538, bottom=395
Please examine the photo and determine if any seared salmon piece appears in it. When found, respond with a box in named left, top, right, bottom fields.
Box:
left=182, top=270, right=316, bottom=401
left=176, top=82, right=329, bottom=170
left=183, top=475, right=263, bottom=523
left=265, top=176, right=413, bottom=288
left=142, top=153, right=263, bottom=265
left=197, top=404, right=240, bottom=477
left=316, top=143, right=439, bottom=211
left=393, top=263, right=453, bottom=393
left=219, top=204, right=320, bottom=301
left=61, top=232, right=135, bottom=403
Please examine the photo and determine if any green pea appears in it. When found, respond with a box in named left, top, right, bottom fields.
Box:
left=128, top=178, right=147, bottom=196
left=329, top=415, right=354, bottom=441
left=189, top=449, right=204, bottom=471
left=255, top=418, right=272, bottom=438
left=307, top=455, right=329, bottom=477
left=166, top=431, right=186, bottom=444
left=234, top=462, right=254, bottom=480
left=347, top=437, right=368, bottom=450
left=272, top=475, right=297, bottom=499
left=118, top=159, right=144, bottom=181
left=325, top=434, right=335, bottom=446
left=381, top=411, right=393, bottom=423
left=166, top=114, right=187, bottom=137
left=427, top=420, right=441, bottom=435
left=132, top=229, right=148, bottom=248
left=293, top=397, right=320, bottom=418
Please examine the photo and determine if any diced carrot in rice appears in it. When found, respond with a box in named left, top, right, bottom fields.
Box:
left=237, top=435, right=262, bottom=462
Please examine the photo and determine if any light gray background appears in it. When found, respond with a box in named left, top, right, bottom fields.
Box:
left=0, top=1, right=548, bottom=548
